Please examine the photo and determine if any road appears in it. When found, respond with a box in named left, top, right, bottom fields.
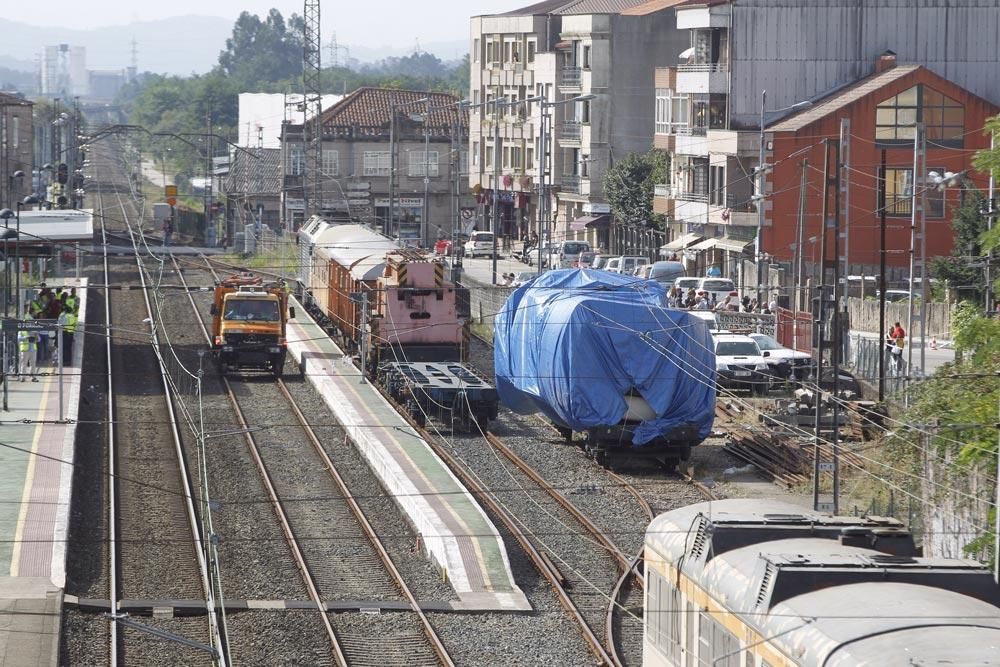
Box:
left=454, top=254, right=540, bottom=286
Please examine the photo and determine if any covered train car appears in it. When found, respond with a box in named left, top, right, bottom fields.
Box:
left=494, top=269, right=716, bottom=467
left=644, top=499, right=1000, bottom=667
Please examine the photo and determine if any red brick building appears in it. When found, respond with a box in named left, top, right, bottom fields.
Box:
left=764, top=59, right=998, bottom=270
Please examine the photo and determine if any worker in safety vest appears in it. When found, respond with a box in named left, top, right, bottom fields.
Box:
left=17, top=328, right=38, bottom=382
left=64, top=288, right=78, bottom=312
left=58, top=306, right=78, bottom=366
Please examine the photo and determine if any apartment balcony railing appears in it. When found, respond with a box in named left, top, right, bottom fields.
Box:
left=560, top=67, right=582, bottom=86
left=561, top=175, right=582, bottom=194
left=676, top=126, right=708, bottom=137
left=674, top=188, right=709, bottom=203
left=561, top=121, right=582, bottom=141
left=676, top=63, right=728, bottom=73
left=654, top=183, right=671, bottom=198
left=725, top=193, right=756, bottom=213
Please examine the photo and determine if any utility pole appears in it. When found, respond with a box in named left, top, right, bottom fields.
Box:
left=987, top=132, right=996, bottom=312
left=537, top=102, right=547, bottom=277
left=795, top=158, right=808, bottom=313
left=302, top=0, right=322, bottom=221
left=388, top=106, right=396, bottom=237
left=839, top=118, right=851, bottom=285
left=906, top=123, right=926, bottom=384
left=813, top=139, right=841, bottom=514
left=492, top=98, right=502, bottom=285
left=878, top=149, right=888, bottom=402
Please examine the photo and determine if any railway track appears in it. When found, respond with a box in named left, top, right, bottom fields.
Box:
left=92, top=141, right=222, bottom=665
left=175, top=256, right=453, bottom=667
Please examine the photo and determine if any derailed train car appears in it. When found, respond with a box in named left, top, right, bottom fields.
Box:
left=297, top=217, right=497, bottom=428
left=644, top=499, right=1000, bottom=667
left=493, top=269, right=716, bottom=468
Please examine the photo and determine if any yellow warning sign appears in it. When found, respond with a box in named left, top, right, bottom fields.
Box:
left=165, top=184, right=178, bottom=207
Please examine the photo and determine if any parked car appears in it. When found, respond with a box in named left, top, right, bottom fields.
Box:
left=591, top=254, right=609, bottom=270
left=510, top=271, right=537, bottom=288
left=696, top=277, right=739, bottom=303
left=713, top=333, right=772, bottom=396
left=605, top=256, right=649, bottom=275
left=635, top=264, right=654, bottom=279
left=548, top=240, right=592, bottom=269
left=647, top=261, right=686, bottom=289
left=575, top=251, right=597, bottom=268
left=748, top=332, right=812, bottom=381
left=526, top=244, right=552, bottom=267
left=673, top=276, right=701, bottom=294
left=463, top=231, right=495, bottom=258
left=876, top=289, right=915, bottom=302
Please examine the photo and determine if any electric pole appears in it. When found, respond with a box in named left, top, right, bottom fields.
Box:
left=302, top=0, right=322, bottom=224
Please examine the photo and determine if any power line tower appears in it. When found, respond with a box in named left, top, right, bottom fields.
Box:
left=302, top=0, right=322, bottom=223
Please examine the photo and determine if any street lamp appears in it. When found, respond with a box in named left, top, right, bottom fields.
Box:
left=756, top=90, right=812, bottom=299
left=535, top=93, right=596, bottom=276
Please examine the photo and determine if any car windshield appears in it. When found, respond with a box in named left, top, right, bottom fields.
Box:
left=563, top=242, right=589, bottom=254
left=675, top=278, right=699, bottom=289
left=224, top=299, right=280, bottom=322
left=702, top=279, right=735, bottom=292
left=716, top=341, right=760, bottom=356
left=751, top=335, right=782, bottom=350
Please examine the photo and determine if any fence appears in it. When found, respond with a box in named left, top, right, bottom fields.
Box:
left=846, top=297, right=951, bottom=338
left=465, top=283, right=513, bottom=342
left=849, top=334, right=908, bottom=395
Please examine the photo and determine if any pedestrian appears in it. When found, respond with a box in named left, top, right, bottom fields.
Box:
left=59, top=305, right=78, bottom=366
left=163, top=218, right=174, bottom=247
left=17, top=328, right=37, bottom=382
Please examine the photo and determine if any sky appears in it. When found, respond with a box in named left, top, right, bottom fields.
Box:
left=4, top=1, right=518, bottom=47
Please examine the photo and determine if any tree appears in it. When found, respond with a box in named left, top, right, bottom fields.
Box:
left=218, top=10, right=304, bottom=86
left=929, top=191, right=988, bottom=298
left=604, top=150, right=669, bottom=229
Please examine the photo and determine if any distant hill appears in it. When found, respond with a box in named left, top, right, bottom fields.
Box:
left=0, top=17, right=468, bottom=78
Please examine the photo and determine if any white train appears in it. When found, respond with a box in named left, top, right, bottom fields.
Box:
left=643, top=499, right=1000, bottom=667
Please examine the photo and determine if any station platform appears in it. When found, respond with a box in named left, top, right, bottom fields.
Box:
left=0, top=280, right=88, bottom=666
left=285, top=297, right=530, bottom=612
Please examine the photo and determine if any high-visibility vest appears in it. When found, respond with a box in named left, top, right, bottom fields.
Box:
left=64, top=296, right=77, bottom=311
left=18, top=331, right=36, bottom=352
left=61, top=312, right=78, bottom=334
left=28, top=300, right=44, bottom=317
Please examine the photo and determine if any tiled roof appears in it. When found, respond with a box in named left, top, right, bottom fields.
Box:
left=501, top=0, right=655, bottom=15
left=224, top=148, right=281, bottom=196
left=769, top=65, right=921, bottom=132
left=319, top=87, right=467, bottom=133
left=0, top=92, right=31, bottom=106
left=620, top=0, right=691, bottom=15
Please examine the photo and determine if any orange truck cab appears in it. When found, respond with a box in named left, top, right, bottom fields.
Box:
left=210, top=273, right=294, bottom=377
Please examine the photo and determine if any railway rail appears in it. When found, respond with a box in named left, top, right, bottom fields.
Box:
left=93, top=141, right=222, bottom=664
left=176, top=256, right=454, bottom=667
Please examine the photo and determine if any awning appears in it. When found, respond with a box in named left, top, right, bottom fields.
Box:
left=554, top=41, right=572, bottom=49
left=569, top=214, right=609, bottom=231
left=660, top=232, right=702, bottom=252
left=689, top=236, right=752, bottom=253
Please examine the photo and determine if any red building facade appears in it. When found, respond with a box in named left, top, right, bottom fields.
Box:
left=764, top=62, right=998, bottom=270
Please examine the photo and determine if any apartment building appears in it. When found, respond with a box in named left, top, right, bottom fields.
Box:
left=470, top=0, right=686, bottom=253
left=280, top=88, right=469, bottom=245
left=653, top=0, right=1000, bottom=275
left=0, top=93, right=34, bottom=208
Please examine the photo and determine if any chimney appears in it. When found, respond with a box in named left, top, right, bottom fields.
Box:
left=875, top=50, right=897, bottom=74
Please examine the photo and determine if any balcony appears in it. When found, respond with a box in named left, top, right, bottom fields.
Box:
left=706, top=129, right=758, bottom=156
left=674, top=127, right=709, bottom=157
left=560, top=120, right=581, bottom=143
left=560, top=66, right=582, bottom=90
left=560, top=175, right=582, bottom=194
left=676, top=63, right=728, bottom=95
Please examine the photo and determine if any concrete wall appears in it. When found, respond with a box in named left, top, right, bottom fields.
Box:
left=729, top=0, right=1000, bottom=127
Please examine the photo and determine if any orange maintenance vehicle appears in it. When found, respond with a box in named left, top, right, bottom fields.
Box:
left=209, top=272, right=294, bottom=377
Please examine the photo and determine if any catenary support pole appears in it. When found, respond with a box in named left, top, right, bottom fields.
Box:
left=813, top=139, right=832, bottom=512
left=878, top=149, right=888, bottom=402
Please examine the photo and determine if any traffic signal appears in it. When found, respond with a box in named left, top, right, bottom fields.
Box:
left=57, top=163, right=68, bottom=185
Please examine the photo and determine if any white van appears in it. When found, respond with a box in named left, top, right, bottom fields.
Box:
left=463, top=231, right=495, bottom=258
left=548, top=240, right=592, bottom=269
left=605, top=256, right=649, bottom=275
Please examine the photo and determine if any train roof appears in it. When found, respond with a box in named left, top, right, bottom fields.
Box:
left=301, top=221, right=400, bottom=281
left=646, top=499, right=1000, bottom=666
left=770, top=583, right=1000, bottom=666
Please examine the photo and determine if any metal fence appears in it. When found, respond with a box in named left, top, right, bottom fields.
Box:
left=848, top=334, right=908, bottom=395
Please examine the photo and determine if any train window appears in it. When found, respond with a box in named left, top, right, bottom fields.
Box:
left=698, top=611, right=740, bottom=667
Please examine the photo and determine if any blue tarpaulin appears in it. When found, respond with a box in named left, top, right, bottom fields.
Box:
left=493, top=269, right=716, bottom=446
